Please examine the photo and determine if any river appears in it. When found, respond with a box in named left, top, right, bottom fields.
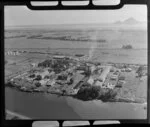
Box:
left=5, top=87, right=147, bottom=119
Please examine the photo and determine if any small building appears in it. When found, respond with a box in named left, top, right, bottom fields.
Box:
left=110, top=67, right=115, bottom=72
left=87, top=77, right=94, bottom=85
left=94, top=80, right=103, bottom=87
left=31, top=63, right=37, bottom=68
left=110, top=75, right=118, bottom=80
left=46, top=80, right=55, bottom=86
left=53, top=55, right=66, bottom=59
left=40, top=70, right=50, bottom=79
left=125, top=68, right=132, bottom=72
left=98, top=66, right=111, bottom=82
left=118, top=76, right=125, bottom=80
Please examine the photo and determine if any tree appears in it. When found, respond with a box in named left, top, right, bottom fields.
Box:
left=35, top=75, right=42, bottom=81
left=136, top=66, right=143, bottom=78
left=57, top=74, right=67, bottom=80
left=48, top=68, right=52, bottom=73
left=67, top=78, right=74, bottom=85
left=76, top=85, right=118, bottom=101
left=136, top=66, right=143, bottom=73
left=76, top=85, right=101, bottom=101
left=81, top=82, right=91, bottom=88
left=35, top=82, right=41, bottom=87
left=29, top=74, right=35, bottom=78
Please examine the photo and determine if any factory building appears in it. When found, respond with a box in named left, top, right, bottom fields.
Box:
left=98, top=66, right=111, bottom=82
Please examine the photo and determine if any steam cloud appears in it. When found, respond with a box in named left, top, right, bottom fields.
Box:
left=88, top=31, right=98, bottom=60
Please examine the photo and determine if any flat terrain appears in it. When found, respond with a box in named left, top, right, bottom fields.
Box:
left=4, top=25, right=147, bottom=119
left=117, top=70, right=147, bottom=101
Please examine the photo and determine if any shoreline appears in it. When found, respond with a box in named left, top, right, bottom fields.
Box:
left=5, top=87, right=147, bottom=119
left=5, top=86, right=147, bottom=104
left=6, top=109, right=30, bottom=120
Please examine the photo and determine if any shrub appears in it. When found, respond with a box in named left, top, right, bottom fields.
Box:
left=29, top=74, right=35, bottom=78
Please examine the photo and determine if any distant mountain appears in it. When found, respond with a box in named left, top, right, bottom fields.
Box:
left=114, top=17, right=141, bottom=25
left=114, top=21, right=122, bottom=24
left=123, top=17, right=140, bottom=24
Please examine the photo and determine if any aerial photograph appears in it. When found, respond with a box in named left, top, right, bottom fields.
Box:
left=5, top=5, right=147, bottom=120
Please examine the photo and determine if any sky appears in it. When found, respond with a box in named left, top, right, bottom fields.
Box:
left=4, top=5, right=147, bottom=26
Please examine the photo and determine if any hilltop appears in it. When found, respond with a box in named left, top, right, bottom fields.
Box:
left=114, top=17, right=142, bottom=25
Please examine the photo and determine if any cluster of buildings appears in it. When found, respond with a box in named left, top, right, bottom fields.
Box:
left=86, top=65, right=119, bottom=89
left=5, top=50, right=27, bottom=56
left=8, top=54, right=133, bottom=94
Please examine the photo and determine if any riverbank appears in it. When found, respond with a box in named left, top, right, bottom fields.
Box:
left=5, top=87, right=147, bottom=119
left=5, top=85, right=146, bottom=104
left=6, top=110, right=30, bottom=120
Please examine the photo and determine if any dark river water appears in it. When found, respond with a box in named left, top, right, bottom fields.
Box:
left=5, top=87, right=147, bottom=120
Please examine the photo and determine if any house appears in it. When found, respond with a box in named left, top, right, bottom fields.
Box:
left=110, top=75, right=118, bottom=80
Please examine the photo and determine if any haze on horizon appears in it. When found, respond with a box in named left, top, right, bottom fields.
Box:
left=5, top=5, right=147, bottom=27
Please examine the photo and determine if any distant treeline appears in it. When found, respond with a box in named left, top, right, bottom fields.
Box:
left=5, top=33, right=107, bottom=43
left=5, top=35, right=26, bottom=39
left=122, top=44, right=133, bottom=49
left=27, top=36, right=107, bottom=43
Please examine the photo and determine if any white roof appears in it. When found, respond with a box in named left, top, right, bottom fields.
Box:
left=53, top=55, right=66, bottom=58
left=40, top=70, right=49, bottom=78
left=98, top=66, right=111, bottom=81
left=95, top=81, right=103, bottom=87
left=40, top=80, right=48, bottom=85
left=87, top=77, right=94, bottom=85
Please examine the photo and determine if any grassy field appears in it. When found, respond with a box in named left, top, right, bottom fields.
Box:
left=117, top=70, right=147, bottom=102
